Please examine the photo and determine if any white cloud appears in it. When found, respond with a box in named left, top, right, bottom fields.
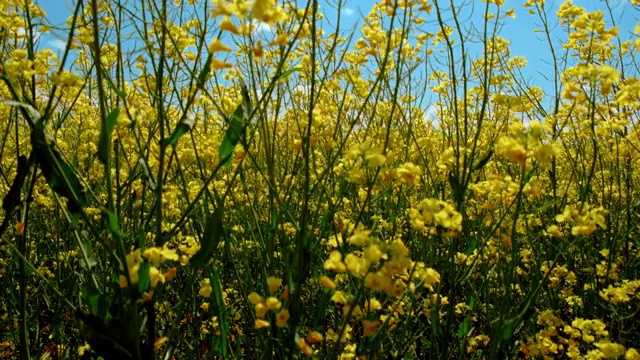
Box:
left=424, top=104, right=438, bottom=121
left=252, top=19, right=272, bottom=34
left=294, top=84, right=309, bottom=97
left=47, top=39, right=67, bottom=51
left=343, top=8, right=355, bottom=17
left=16, top=27, right=41, bottom=42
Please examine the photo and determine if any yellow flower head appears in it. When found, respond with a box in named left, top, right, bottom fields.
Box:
left=276, top=309, right=290, bottom=327
left=396, top=162, right=421, bottom=185
left=267, top=276, right=283, bottom=294
left=253, top=0, right=287, bottom=24
left=143, top=245, right=179, bottom=267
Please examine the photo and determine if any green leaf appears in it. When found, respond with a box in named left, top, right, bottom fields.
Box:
left=464, top=236, right=478, bottom=256
left=162, top=119, right=193, bottom=148
left=102, top=210, right=124, bottom=238
left=210, top=269, right=230, bottom=358
left=270, top=205, right=279, bottom=231
left=137, top=261, right=150, bottom=294
left=98, top=108, right=120, bottom=165
left=473, top=149, right=493, bottom=172
left=76, top=311, right=135, bottom=359
left=79, top=256, right=98, bottom=270
left=86, top=294, right=108, bottom=319
left=104, top=76, right=126, bottom=98
left=80, top=230, right=98, bottom=270
left=8, top=247, right=35, bottom=275
left=218, top=81, right=251, bottom=167
left=500, top=321, right=516, bottom=341
left=457, top=317, right=471, bottom=340
left=523, top=163, right=539, bottom=184
left=70, top=213, right=81, bottom=231
left=218, top=105, right=245, bottom=167
left=189, top=201, right=224, bottom=267
left=31, top=122, right=87, bottom=213
left=197, top=56, right=212, bottom=88
left=430, top=303, right=441, bottom=339
left=2, top=154, right=32, bottom=212
left=276, top=67, right=300, bottom=81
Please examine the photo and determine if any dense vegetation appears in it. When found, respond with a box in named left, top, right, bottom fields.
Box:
left=1, top=0, right=640, bottom=358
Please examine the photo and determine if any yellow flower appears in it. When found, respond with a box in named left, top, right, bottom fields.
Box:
left=220, top=16, right=239, bottom=34
left=255, top=319, right=270, bottom=329
left=363, top=244, right=383, bottom=264
left=211, top=0, right=238, bottom=17
left=297, top=337, right=313, bottom=356
left=347, top=228, right=371, bottom=246
left=199, top=279, right=212, bottom=297
left=362, top=320, right=380, bottom=336
left=179, top=236, right=200, bottom=257
left=153, top=337, right=168, bottom=351
left=149, top=266, right=165, bottom=288
left=546, top=225, right=563, bottom=237
left=505, top=8, right=515, bottom=18
left=331, top=291, right=348, bottom=304
left=208, top=38, right=232, bottom=53
left=324, top=251, right=347, bottom=273
left=269, top=33, right=289, bottom=47
left=499, top=137, right=527, bottom=164
left=276, top=309, right=290, bottom=327
left=594, top=340, right=626, bottom=358
left=344, top=253, right=369, bottom=278
left=365, top=152, right=386, bottom=168
left=77, top=342, right=91, bottom=356
left=396, top=162, right=421, bottom=185
left=255, top=303, right=269, bottom=318
left=364, top=272, right=391, bottom=291
left=211, top=58, right=233, bottom=70
left=143, top=245, right=178, bottom=267
left=306, top=331, right=324, bottom=344
left=626, top=348, right=640, bottom=359
left=248, top=292, right=263, bottom=305
left=320, top=275, right=337, bottom=290
left=422, top=268, right=441, bottom=291
left=119, top=249, right=142, bottom=287
left=267, top=276, right=282, bottom=294
left=265, top=297, right=282, bottom=310
left=253, top=0, right=287, bottom=24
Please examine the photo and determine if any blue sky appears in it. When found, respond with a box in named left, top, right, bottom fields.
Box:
left=323, top=0, right=637, bottom=83
left=36, top=0, right=638, bottom=112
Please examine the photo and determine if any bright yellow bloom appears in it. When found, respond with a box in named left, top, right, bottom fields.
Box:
left=255, top=319, right=270, bottom=329
left=364, top=272, right=391, bottom=291
left=267, top=276, right=283, bottom=294
left=253, top=0, right=287, bottom=24
left=143, top=245, right=179, bottom=267
left=306, top=331, right=324, bottom=344
left=119, top=249, right=142, bottom=288
left=362, top=320, right=380, bottom=336
left=248, top=292, right=263, bottom=305
left=276, top=309, right=290, bottom=327
left=208, top=38, right=232, bottom=53
left=324, top=251, right=347, bottom=273
left=320, top=275, right=337, bottom=290
left=396, top=162, right=421, bottom=185
left=265, top=297, right=282, bottom=310
left=199, top=279, right=212, bottom=297
left=149, top=266, right=165, bottom=288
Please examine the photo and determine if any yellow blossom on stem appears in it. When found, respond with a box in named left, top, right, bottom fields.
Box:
left=267, top=276, right=283, bottom=294
left=208, top=38, right=232, bottom=53
left=276, top=309, right=290, bottom=327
